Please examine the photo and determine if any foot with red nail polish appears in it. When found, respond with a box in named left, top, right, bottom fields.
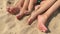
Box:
left=37, top=15, right=48, bottom=32
left=7, top=6, right=20, bottom=15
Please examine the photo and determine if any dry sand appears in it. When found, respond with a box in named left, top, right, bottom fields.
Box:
left=0, top=0, right=60, bottom=34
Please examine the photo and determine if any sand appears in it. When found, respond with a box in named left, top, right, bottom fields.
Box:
left=0, top=0, right=60, bottom=34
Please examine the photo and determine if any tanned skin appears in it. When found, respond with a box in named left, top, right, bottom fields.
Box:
left=29, top=0, right=60, bottom=32
left=7, top=0, right=60, bottom=32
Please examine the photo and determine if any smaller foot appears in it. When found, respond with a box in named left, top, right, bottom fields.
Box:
left=16, top=9, right=29, bottom=20
left=7, top=6, right=20, bottom=15
left=37, top=15, right=48, bottom=32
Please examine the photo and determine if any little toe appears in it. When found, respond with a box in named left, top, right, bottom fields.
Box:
left=42, top=26, right=47, bottom=32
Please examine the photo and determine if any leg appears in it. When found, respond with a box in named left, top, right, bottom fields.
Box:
left=16, top=0, right=37, bottom=19
left=16, top=0, right=30, bottom=19
left=28, top=0, right=37, bottom=14
left=37, top=1, right=60, bottom=32
left=35, top=5, right=40, bottom=10
left=7, top=0, right=24, bottom=15
left=35, top=0, right=46, bottom=11
left=28, top=0, right=56, bottom=25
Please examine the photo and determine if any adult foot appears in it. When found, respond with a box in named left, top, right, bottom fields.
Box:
left=37, top=15, right=48, bottom=32
left=16, top=9, right=28, bottom=20
left=7, top=0, right=24, bottom=15
left=27, top=0, right=56, bottom=25
left=7, top=6, right=20, bottom=15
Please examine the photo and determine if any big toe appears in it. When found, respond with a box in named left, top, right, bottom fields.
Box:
left=41, top=26, right=47, bottom=32
left=16, top=13, right=24, bottom=20
left=38, top=25, right=48, bottom=32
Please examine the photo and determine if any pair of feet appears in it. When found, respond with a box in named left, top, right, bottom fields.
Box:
left=7, top=0, right=59, bottom=32
left=7, top=6, right=48, bottom=32
left=7, top=8, right=48, bottom=33
left=7, top=0, right=37, bottom=19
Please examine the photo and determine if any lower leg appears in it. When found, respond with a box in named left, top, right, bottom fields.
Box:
left=16, top=0, right=30, bottom=19
left=43, top=1, right=60, bottom=18
left=28, top=0, right=56, bottom=24
left=37, top=1, right=60, bottom=32
left=28, top=0, right=37, bottom=14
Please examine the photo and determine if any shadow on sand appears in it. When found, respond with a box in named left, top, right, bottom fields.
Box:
left=45, top=8, right=60, bottom=33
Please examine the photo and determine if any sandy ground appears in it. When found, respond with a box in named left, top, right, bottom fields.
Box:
left=0, top=0, right=60, bottom=34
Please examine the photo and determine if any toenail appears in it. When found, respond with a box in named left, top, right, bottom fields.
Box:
left=16, top=15, right=21, bottom=20
left=16, top=14, right=24, bottom=20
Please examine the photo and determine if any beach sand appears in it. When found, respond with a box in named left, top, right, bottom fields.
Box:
left=0, top=0, right=60, bottom=34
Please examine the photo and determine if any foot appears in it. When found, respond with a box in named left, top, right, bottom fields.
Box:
left=7, top=0, right=24, bottom=15
left=37, top=15, right=48, bottom=32
left=16, top=9, right=29, bottom=20
left=7, top=6, right=20, bottom=15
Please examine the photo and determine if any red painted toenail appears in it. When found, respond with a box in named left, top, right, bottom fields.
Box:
left=16, top=15, right=21, bottom=20
left=16, top=14, right=23, bottom=20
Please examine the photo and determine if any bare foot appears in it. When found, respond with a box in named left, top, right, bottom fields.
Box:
left=16, top=8, right=28, bottom=20
left=7, top=6, right=20, bottom=15
left=16, top=0, right=30, bottom=20
left=37, top=1, right=60, bottom=32
left=7, top=0, right=24, bottom=15
left=37, top=15, right=48, bottom=32
left=27, top=0, right=56, bottom=25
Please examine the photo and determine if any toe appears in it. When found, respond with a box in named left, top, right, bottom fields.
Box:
left=28, top=18, right=32, bottom=25
left=7, top=7, right=13, bottom=13
left=37, top=15, right=48, bottom=32
left=16, top=15, right=21, bottom=20
left=42, top=30, right=46, bottom=32
left=28, top=16, right=35, bottom=25
left=16, top=14, right=24, bottom=20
